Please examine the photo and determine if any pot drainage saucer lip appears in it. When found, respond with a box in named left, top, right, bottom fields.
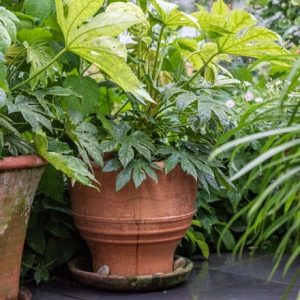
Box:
left=19, top=286, right=32, bottom=300
left=68, top=256, right=193, bottom=292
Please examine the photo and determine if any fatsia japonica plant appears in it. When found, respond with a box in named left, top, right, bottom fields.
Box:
left=0, top=0, right=152, bottom=185
left=96, top=0, right=289, bottom=191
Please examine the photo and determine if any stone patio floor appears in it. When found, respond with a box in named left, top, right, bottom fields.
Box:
left=30, top=253, right=300, bottom=300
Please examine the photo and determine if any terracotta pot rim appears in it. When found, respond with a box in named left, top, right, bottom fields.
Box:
left=0, top=155, right=47, bottom=171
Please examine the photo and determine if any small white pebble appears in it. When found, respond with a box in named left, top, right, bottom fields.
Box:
left=96, top=265, right=110, bottom=275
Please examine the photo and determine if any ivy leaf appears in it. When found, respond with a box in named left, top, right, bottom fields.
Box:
left=55, top=0, right=153, bottom=103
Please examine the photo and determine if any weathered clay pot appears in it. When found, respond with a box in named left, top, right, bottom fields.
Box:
left=0, top=155, right=46, bottom=300
left=69, top=162, right=197, bottom=276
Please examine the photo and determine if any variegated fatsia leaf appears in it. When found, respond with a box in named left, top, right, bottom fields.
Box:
left=55, top=0, right=153, bottom=103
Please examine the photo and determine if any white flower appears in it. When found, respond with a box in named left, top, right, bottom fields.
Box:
left=119, top=31, right=135, bottom=45
left=244, top=91, right=254, bottom=101
left=225, top=99, right=235, bottom=108
left=255, top=97, right=263, bottom=103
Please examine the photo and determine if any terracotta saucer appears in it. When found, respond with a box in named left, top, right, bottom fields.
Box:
left=19, top=287, right=32, bottom=300
left=68, top=256, right=193, bottom=292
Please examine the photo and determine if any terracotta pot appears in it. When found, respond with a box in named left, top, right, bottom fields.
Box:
left=0, top=155, right=46, bottom=300
left=69, top=162, right=197, bottom=276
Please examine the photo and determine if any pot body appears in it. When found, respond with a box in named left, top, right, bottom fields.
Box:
left=0, top=156, right=46, bottom=300
left=70, top=163, right=197, bottom=276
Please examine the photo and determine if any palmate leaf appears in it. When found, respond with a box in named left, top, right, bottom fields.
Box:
left=55, top=0, right=153, bottom=103
left=117, top=132, right=155, bottom=168
left=115, top=159, right=160, bottom=191
left=24, top=41, right=61, bottom=90
left=192, top=0, right=289, bottom=60
left=7, top=95, right=52, bottom=131
left=67, top=121, right=103, bottom=167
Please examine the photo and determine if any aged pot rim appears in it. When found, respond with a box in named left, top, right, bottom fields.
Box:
left=0, top=155, right=47, bottom=171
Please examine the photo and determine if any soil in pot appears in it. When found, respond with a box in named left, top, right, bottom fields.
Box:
left=69, top=163, right=197, bottom=277
left=0, top=156, right=46, bottom=300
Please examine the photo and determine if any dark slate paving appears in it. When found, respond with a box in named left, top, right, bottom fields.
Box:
left=30, top=253, right=300, bottom=300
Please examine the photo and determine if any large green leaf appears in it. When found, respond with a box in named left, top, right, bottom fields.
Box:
left=7, top=95, right=52, bottom=131
left=0, top=7, right=19, bottom=52
left=193, top=0, right=289, bottom=59
left=23, top=0, right=55, bottom=21
left=38, top=165, right=64, bottom=202
left=62, top=76, right=99, bottom=118
left=34, top=131, right=95, bottom=186
left=55, top=0, right=152, bottom=102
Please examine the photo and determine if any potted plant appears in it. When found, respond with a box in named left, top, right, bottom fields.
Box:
left=0, top=1, right=149, bottom=298
left=69, top=0, right=289, bottom=283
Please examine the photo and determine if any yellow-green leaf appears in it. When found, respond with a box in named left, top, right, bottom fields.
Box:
left=55, top=0, right=153, bottom=102
left=151, top=0, right=199, bottom=28
left=212, top=0, right=229, bottom=16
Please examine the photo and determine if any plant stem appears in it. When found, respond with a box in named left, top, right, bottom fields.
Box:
left=113, top=100, right=130, bottom=118
left=180, top=52, right=220, bottom=89
left=137, top=39, right=142, bottom=80
left=11, top=48, right=67, bottom=91
left=152, top=25, right=165, bottom=81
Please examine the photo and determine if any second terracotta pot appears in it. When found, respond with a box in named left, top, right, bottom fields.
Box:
left=0, top=155, right=46, bottom=299
left=69, top=162, right=197, bottom=276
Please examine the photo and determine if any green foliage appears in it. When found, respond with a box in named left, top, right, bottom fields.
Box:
left=21, top=166, right=86, bottom=285
left=23, top=0, right=55, bottom=21
left=0, top=0, right=153, bottom=184
left=212, top=59, right=300, bottom=281
left=0, top=6, right=19, bottom=52
left=92, top=0, right=290, bottom=197
left=249, top=0, right=300, bottom=47
left=55, top=0, right=152, bottom=102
